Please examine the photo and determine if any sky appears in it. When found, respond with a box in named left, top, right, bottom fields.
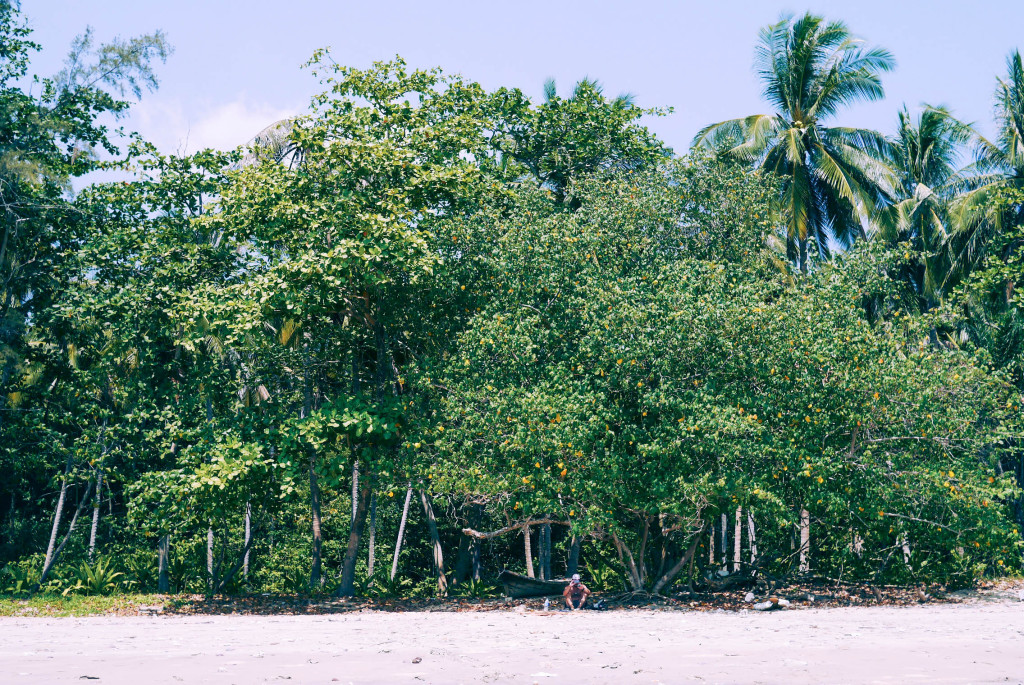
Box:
left=23, top=0, right=1024, bottom=156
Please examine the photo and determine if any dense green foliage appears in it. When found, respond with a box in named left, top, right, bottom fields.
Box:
left=1, top=5, right=1022, bottom=599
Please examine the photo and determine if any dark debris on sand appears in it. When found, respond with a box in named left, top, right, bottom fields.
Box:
left=146, top=578, right=991, bottom=616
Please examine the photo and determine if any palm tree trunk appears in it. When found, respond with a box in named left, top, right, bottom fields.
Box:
left=44, top=453, right=73, bottom=570
left=157, top=535, right=170, bottom=592
left=747, top=510, right=758, bottom=563
left=243, top=501, right=251, bottom=580
left=308, top=454, right=323, bottom=589
left=88, top=470, right=103, bottom=561
left=207, top=526, right=214, bottom=591
left=539, top=520, right=551, bottom=581
left=367, top=492, right=376, bottom=577
left=390, top=483, right=413, bottom=580
left=338, top=480, right=371, bottom=597
left=420, top=490, right=448, bottom=595
left=719, top=512, right=728, bottom=570
left=351, top=461, right=359, bottom=523
left=523, top=524, right=535, bottom=578
left=799, top=508, right=810, bottom=572
left=301, top=343, right=322, bottom=589
left=36, top=481, right=93, bottom=590
left=733, top=507, right=742, bottom=573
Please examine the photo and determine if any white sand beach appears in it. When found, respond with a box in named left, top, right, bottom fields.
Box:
left=2, top=596, right=1023, bottom=684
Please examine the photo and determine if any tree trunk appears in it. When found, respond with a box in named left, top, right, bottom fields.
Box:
left=719, top=512, right=728, bottom=570
left=216, top=519, right=262, bottom=593
left=733, top=507, right=742, bottom=573
left=88, top=470, right=103, bottom=561
left=243, top=501, right=251, bottom=580
left=207, top=525, right=215, bottom=592
left=338, top=480, right=372, bottom=597
left=637, top=518, right=649, bottom=586
left=302, top=342, right=322, bottom=589
left=390, top=483, right=413, bottom=580
left=900, top=534, right=912, bottom=565
left=455, top=503, right=481, bottom=584
left=610, top=531, right=642, bottom=591
left=157, top=535, right=170, bottom=593
left=44, top=453, right=73, bottom=570
left=799, top=508, right=810, bottom=572
left=566, top=536, right=582, bottom=577
left=309, top=454, right=323, bottom=589
left=351, top=461, right=360, bottom=523
left=651, top=534, right=702, bottom=595
left=539, top=520, right=552, bottom=581
left=36, top=481, right=93, bottom=590
left=472, top=537, right=482, bottom=582
left=523, top=524, right=535, bottom=579
left=747, top=510, right=757, bottom=563
left=367, top=491, right=377, bottom=577
left=420, top=490, right=448, bottom=595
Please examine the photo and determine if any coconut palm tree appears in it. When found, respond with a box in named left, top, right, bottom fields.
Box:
left=879, top=106, right=974, bottom=304
left=693, top=12, right=897, bottom=273
left=946, top=50, right=1024, bottom=283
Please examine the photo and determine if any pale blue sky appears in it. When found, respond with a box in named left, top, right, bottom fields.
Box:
left=25, top=1, right=1024, bottom=155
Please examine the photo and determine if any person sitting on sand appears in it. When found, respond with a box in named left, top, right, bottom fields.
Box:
left=563, top=574, right=591, bottom=610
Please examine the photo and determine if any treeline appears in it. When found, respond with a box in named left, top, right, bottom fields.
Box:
left=1, top=6, right=1022, bottom=599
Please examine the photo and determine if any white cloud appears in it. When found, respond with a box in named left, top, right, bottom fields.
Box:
left=129, top=97, right=298, bottom=155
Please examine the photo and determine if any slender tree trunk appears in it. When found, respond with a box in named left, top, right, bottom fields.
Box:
left=391, top=483, right=413, bottom=580
left=216, top=519, right=262, bottom=593
left=733, top=507, right=742, bottom=573
left=455, top=503, right=481, bottom=584
left=367, top=492, right=377, bottom=577
left=610, top=531, right=642, bottom=591
left=655, top=538, right=668, bottom=583
left=243, top=501, right=251, bottom=580
left=4, top=492, right=14, bottom=541
left=36, top=481, right=93, bottom=590
left=539, top=520, right=552, bottom=581
left=708, top=525, right=715, bottom=564
left=420, top=490, right=448, bottom=595
left=309, top=454, right=323, bottom=589
left=338, top=481, right=372, bottom=597
left=207, top=526, right=214, bottom=591
left=157, top=535, right=170, bottom=593
left=44, top=453, right=73, bottom=570
left=351, top=461, right=359, bottom=523
left=302, top=343, right=322, bottom=590
left=799, top=508, right=810, bottom=572
left=637, top=518, right=649, bottom=586
left=88, top=470, right=103, bottom=561
left=719, top=512, right=728, bottom=570
left=566, top=536, right=582, bottom=577
left=652, top=534, right=702, bottom=595
left=472, top=537, right=482, bottom=582
left=523, top=524, right=535, bottom=578
left=747, top=510, right=757, bottom=563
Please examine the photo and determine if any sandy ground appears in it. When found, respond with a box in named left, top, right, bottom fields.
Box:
left=2, top=599, right=1024, bottom=685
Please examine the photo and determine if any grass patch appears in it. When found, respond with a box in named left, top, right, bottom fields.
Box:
left=0, top=594, right=166, bottom=617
